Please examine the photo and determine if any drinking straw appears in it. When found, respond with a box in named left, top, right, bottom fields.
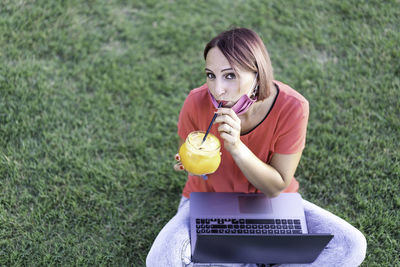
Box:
left=202, top=102, right=223, bottom=144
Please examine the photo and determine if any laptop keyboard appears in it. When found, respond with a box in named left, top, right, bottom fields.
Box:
left=195, top=218, right=303, bottom=235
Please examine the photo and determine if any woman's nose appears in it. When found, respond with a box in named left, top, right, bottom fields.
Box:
left=214, top=79, right=225, bottom=96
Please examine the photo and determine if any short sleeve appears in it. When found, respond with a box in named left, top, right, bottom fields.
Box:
left=177, top=92, right=198, bottom=140
left=274, top=99, right=309, bottom=154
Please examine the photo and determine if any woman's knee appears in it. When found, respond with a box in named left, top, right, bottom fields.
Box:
left=146, top=236, right=191, bottom=267
left=348, top=227, right=367, bottom=264
left=146, top=248, right=156, bottom=267
left=331, top=223, right=367, bottom=266
left=146, top=217, right=191, bottom=266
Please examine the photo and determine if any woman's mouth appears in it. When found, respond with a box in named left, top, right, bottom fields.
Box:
left=217, top=100, right=230, bottom=107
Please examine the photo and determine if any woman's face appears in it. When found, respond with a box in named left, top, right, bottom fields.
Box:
left=205, top=47, right=256, bottom=108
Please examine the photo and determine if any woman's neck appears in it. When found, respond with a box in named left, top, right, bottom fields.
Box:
left=239, top=85, right=278, bottom=134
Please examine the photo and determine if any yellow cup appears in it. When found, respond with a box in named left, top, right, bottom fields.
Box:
left=179, top=131, right=221, bottom=175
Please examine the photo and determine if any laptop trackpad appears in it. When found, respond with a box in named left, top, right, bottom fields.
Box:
left=238, top=195, right=273, bottom=214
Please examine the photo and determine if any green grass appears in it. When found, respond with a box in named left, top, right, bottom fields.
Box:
left=0, top=0, right=399, bottom=266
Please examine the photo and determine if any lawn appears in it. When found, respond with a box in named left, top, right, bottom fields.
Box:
left=0, top=0, right=399, bottom=266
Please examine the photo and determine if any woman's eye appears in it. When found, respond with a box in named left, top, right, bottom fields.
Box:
left=206, top=73, right=215, bottom=79
left=225, top=73, right=236, bottom=79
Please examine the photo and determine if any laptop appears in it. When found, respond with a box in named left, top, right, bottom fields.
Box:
left=190, top=192, right=333, bottom=264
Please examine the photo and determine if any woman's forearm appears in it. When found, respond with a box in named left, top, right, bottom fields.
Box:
left=230, top=141, right=288, bottom=197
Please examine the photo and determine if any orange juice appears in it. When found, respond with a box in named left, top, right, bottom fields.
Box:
left=179, top=131, right=221, bottom=175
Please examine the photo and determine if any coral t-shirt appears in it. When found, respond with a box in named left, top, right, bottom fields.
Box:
left=178, top=80, right=309, bottom=198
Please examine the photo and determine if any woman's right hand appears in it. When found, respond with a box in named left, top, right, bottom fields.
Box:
left=173, top=153, right=185, bottom=172
left=173, top=153, right=209, bottom=180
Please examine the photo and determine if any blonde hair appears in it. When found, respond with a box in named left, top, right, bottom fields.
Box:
left=204, top=28, right=274, bottom=100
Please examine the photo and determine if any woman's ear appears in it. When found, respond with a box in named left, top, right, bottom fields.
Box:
left=251, top=85, right=259, bottom=99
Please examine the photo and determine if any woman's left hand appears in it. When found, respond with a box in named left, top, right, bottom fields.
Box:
left=214, top=108, right=242, bottom=155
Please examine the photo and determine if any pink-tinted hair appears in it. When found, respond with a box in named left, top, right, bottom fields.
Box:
left=204, top=28, right=274, bottom=100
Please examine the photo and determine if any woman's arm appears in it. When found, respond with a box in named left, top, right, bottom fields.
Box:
left=215, top=107, right=303, bottom=197
left=231, top=142, right=302, bottom=197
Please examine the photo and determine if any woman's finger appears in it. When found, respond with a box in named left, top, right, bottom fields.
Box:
left=214, top=114, right=239, bottom=129
left=215, top=108, right=240, bottom=130
left=219, top=131, right=237, bottom=145
left=174, top=162, right=185, bottom=171
left=218, top=123, right=236, bottom=135
left=215, top=107, right=238, bottom=120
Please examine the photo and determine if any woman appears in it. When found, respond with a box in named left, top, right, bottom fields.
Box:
left=146, top=28, right=366, bottom=267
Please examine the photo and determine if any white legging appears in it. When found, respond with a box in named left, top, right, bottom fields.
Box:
left=147, top=197, right=367, bottom=267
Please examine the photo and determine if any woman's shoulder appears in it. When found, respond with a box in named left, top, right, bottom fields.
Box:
left=273, top=80, right=308, bottom=105
left=187, top=83, right=208, bottom=99
left=271, top=80, right=309, bottom=123
left=182, top=83, right=210, bottom=109
left=181, top=83, right=213, bottom=114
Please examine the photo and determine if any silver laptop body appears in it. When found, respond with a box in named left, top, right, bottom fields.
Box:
left=190, top=192, right=333, bottom=264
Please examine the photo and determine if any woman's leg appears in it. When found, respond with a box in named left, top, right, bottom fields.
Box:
left=146, top=197, right=261, bottom=267
left=279, top=200, right=367, bottom=267
left=146, top=197, right=192, bottom=267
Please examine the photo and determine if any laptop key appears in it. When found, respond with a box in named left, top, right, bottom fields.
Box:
left=246, top=219, right=275, bottom=224
left=292, top=230, right=302, bottom=234
left=211, top=225, right=227, bottom=229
